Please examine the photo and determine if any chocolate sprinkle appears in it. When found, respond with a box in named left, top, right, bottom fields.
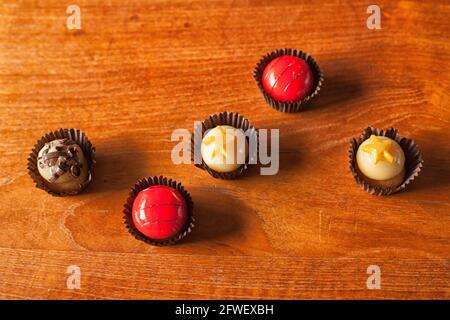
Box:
left=39, top=140, right=83, bottom=181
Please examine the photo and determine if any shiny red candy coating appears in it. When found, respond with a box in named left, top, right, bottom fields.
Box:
left=132, top=185, right=188, bottom=240
left=262, top=55, right=314, bottom=102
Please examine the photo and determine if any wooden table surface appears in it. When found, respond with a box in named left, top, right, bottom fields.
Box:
left=0, top=0, right=449, bottom=300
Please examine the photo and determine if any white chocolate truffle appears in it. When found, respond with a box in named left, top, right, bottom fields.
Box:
left=356, top=135, right=405, bottom=181
left=200, top=125, right=248, bottom=173
left=37, top=139, right=89, bottom=193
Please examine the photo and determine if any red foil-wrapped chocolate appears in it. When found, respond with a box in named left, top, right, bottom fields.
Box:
left=262, top=55, right=314, bottom=102
left=132, top=185, right=188, bottom=240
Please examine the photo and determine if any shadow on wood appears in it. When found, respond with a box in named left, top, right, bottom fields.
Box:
left=184, top=188, right=247, bottom=244
left=306, top=59, right=365, bottom=112
left=84, top=139, right=153, bottom=194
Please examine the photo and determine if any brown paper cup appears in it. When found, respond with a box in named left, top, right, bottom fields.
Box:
left=27, top=128, right=96, bottom=196
left=190, top=111, right=258, bottom=180
left=123, top=176, right=195, bottom=246
left=349, top=127, right=423, bottom=196
left=253, top=48, right=324, bottom=113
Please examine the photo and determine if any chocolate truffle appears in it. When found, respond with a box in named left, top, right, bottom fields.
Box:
left=37, top=138, right=89, bottom=193
left=356, top=135, right=405, bottom=188
left=262, top=55, right=314, bottom=102
left=132, top=185, right=188, bottom=241
left=200, top=125, right=248, bottom=173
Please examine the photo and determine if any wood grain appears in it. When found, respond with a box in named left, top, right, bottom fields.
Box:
left=0, top=0, right=449, bottom=299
